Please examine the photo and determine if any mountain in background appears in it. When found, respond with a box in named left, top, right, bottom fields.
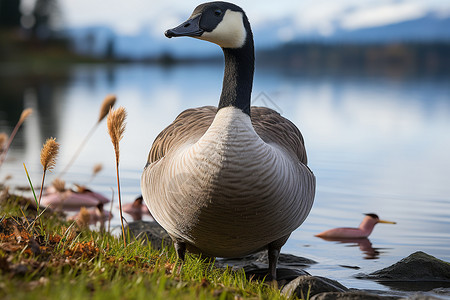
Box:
left=255, top=12, right=450, bottom=46
left=328, top=13, right=450, bottom=43
left=65, top=11, right=450, bottom=60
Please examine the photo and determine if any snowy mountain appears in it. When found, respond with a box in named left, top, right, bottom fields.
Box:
left=255, top=12, right=450, bottom=46
left=329, top=13, right=450, bottom=43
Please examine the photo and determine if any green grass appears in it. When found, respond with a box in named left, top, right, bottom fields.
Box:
left=0, top=192, right=293, bottom=300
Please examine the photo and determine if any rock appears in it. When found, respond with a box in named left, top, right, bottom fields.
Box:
left=356, top=251, right=450, bottom=292
left=257, top=251, right=317, bottom=266
left=244, top=266, right=309, bottom=286
left=310, top=291, right=399, bottom=300
left=125, top=221, right=172, bottom=250
left=281, top=275, right=348, bottom=298
left=216, top=251, right=315, bottom=285
left=406, top=294, right=446, bottom=300
left=217, top=250, right=316, bottom=268
left=431, top=287, right=450, bottom=296
left=356, top=251, right=450, bottom=283
left=12, top=264, right=29, bottom=276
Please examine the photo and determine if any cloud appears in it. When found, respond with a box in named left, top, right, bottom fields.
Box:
left=339, top=2, right=426, bottom=30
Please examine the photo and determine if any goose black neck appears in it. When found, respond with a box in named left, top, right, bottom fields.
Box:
left=218, top=35, right=254, bottom=116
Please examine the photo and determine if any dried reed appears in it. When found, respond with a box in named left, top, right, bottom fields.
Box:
left=88, top=163, right=103, bottom=184
left=98, top=94, right=117, bottom=122
left=52, top=178, right=66, bottom=192
left=0, top=133, right=8, bottom=153
left=20, top=108, right=33, bottom=123
left=107, top=106, right=127, bottom=246
left=38, top=137, right=60, bottom=208
left=0, top=108, right=32, bottom=167
left=58, top=95, right=116, bottom=178
left=93, top=163, right=103, bottom=175
left=75, top=207, right=91, bottom=229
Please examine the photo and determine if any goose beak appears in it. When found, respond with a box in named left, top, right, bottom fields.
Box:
left=165, top=15, right=203, bottom=38
left=378, top=219, right=396, bottom=224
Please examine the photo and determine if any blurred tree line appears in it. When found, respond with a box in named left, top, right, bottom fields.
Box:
left=258, top=42, right=450, bottom=75
left=0, top=0, right=21, bottom=28
left=0, top=0, right=60, bottom=38
left=0, top=0, right=68, bottom=138
left=0, top=0, right=80, bottom=64
left=0, top=0, right=112, bottom=63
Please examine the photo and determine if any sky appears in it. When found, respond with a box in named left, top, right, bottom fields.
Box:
left=21, top=0, right=450, bottom=37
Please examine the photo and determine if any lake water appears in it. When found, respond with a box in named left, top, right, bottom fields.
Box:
left=1, top=63, right=450, bottom=294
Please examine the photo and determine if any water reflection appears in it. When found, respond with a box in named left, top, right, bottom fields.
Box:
left=316, top=236, right=381, bottom=259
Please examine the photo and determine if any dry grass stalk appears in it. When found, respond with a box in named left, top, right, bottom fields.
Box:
left=76, top=207, right=91, bottom=229
left=107, top=106, right=127, bottom=246
left=107, top=106, right=126, bottom=162
left=93, top=163, right=103, bottom=175
left=0, top=133, right=8, bottom=153
left=88, top=163, right=103, bottom=184
left=0, top=108, right=32, bottom=167
left=40, top=137, right=59, bottom=172
left=98, top=94, right=117, bottom=123
left=19, top=108, right=33, bottom=124
left=52, top=178, right=66, bottom=192
left=58, top=95, right=116, bottom=178
left=38, top=137, right=60, bottom=207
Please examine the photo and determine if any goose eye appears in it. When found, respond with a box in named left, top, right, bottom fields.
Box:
left=214, top=9, right=222, bottom=16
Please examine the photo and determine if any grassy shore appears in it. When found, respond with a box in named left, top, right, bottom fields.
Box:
left=0, top=187, right=292, bottom=300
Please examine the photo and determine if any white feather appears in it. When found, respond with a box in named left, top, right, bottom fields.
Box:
left=199, top=10, right=246, bottom=48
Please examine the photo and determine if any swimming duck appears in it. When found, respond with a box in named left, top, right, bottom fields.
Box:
left=41, top=180, right=110, bottom=210
left=122, top=195, right=152, bottom=221
left=315, top=213, right=396, bottom=239
left=141, top=1, right=315, bottom=280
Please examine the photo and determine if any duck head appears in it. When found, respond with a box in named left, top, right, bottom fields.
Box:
left=165, top=2, right=250, bottom=49
left=360, top=213, right=396, bottom=235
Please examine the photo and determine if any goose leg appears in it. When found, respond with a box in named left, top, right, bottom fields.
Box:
left=173, top=240, right=186, bottom=276
left=174, top=240, right=186, bottom=261
left=268, top=242, right=280, bottom=281
left=268, top=234, right=290, bottom=281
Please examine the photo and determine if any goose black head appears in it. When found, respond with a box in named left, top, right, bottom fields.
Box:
left=165, top=2, right=251, bottom=49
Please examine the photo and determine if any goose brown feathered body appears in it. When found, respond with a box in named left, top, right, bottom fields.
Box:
left=141, top=1, right=315, bottom=280
left=142, top=105, right=315, bottom=257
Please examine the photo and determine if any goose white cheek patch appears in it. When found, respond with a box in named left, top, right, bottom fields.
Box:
left=199, top=10, right=246, bottom=48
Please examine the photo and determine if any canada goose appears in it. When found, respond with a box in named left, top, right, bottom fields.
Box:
left=141, top=1, right=315, bottom=280
left=315, top=214, right=396, bottom=239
